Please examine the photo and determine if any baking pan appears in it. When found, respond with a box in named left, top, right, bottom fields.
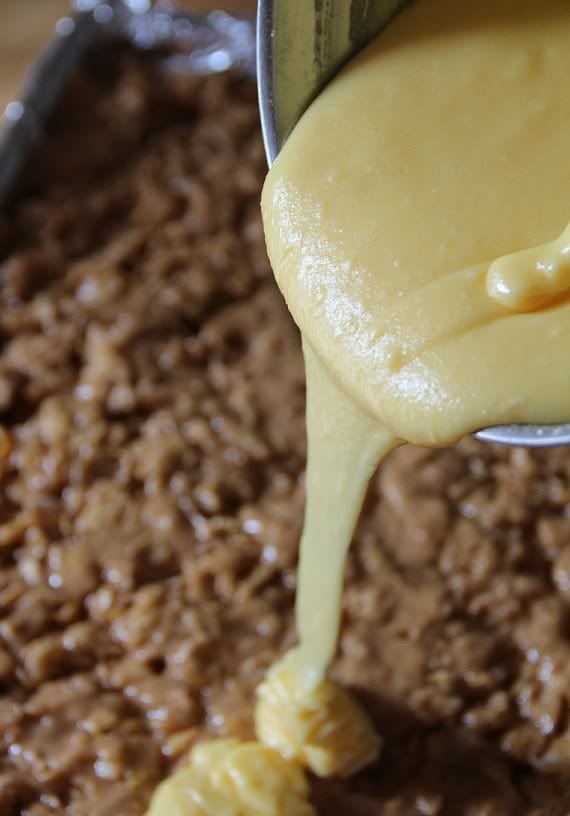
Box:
left=0, top=0, right=255, bottom=206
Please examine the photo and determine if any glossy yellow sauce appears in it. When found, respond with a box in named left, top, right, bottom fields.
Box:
left=147, top=1, right=570, bottom=812
left=146, top=739, right=316, bottom=816
left=488, top=220, right=570, bottom=311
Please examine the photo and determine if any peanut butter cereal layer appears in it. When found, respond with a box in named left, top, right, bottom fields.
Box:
left=0, top=45, right=568, bottom=816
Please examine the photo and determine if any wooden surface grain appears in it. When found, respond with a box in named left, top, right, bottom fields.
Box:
left=0, top=0, right=256, bottom=114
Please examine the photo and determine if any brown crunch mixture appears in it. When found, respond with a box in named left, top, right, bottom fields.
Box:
left=0, top=44, right=569, bottom=816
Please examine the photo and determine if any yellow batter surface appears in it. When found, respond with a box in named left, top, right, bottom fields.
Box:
left=263, top=0, right=570, bottom=446
left=147, top=1, right=570, bottom=813
left=145, top=739, right=316, bottom=816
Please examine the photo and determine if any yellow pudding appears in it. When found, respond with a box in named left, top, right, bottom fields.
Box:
left=263, top=0, right=570, bottom=447
left=255, top=648, right=381, bottom=778
left=145, top=739, right=316, bottom=816
left=488, top=221, right=570, bottom=311
left=262, top=0, right=570, bottom=686
left=148, top=1, right=570, bottom=813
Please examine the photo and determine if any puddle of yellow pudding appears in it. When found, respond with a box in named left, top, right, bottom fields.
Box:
left=145, top=669, right=377, bottom=815
left=145, top=739, right=316, bottom=816
left=255, top=647, right=381, bottom=778
left=147, top=0, right=570, bottom=813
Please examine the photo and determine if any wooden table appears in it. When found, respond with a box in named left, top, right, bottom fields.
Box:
left=0, top=0, right=256, bottom=114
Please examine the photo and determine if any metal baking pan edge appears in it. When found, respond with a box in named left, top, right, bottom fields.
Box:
left=0, top=0, right=256, bottom=207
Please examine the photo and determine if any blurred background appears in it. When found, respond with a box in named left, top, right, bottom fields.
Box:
left=0, top=0, right=256, bottom=114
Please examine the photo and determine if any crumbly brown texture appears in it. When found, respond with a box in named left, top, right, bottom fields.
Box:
left=0, top=44, right=569, bottom=816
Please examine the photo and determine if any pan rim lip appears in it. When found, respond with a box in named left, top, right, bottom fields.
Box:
left=475, top=423, right=570, bottom=447
left=256, top=0, right=279, bottom=167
